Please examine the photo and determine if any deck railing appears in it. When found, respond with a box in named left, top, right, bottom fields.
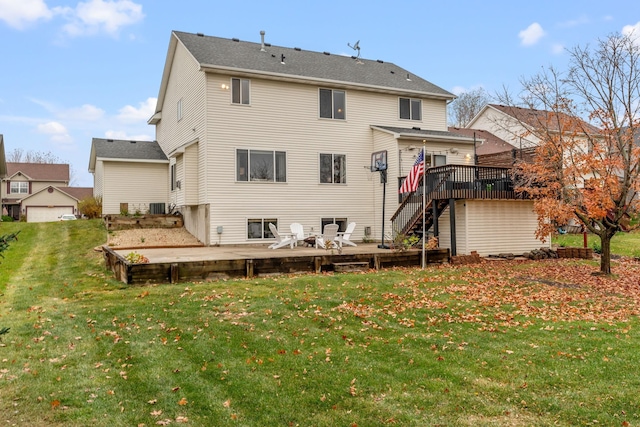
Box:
left=391, top=165, right=522, bottom=236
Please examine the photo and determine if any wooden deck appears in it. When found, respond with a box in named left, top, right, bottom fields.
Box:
left=102, top=244, right=450, bottom=285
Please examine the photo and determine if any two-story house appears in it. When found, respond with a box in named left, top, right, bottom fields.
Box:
left=142, top=30, right=546, bottom=255
left=1, top=161, right=92, bottom=222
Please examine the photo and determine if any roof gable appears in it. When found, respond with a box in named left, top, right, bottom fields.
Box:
left=89, top=138, right=168, bottom=172
left=6, top=162, right=70, bottom=181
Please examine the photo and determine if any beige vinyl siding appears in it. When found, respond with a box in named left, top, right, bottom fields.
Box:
left=470, top=109, right=538, bottom=148
left=156, top=42, right=207, bottom=164
left=175, top=154, right=185, bottom=206
left=102, top=162, right=169, bottom=214
left=437, top=200, right=547, bottom=256
left=204, top=76, right=379, bottom=244
left=184, top=143, right=199, bottom=205
left=31, top=181, right=66, bottom=193
left=23, top=189, right=76, bottom=206
left=464, top=200, right=547, bottom=255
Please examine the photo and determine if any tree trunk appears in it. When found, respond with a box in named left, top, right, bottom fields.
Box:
left=598, top=228, right=616, bottom=275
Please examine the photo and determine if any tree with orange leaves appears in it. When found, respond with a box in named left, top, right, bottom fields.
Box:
left=499, top=33, right=640, bottom=274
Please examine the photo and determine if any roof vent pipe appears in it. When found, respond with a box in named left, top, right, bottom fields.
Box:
left=260, top=30, right=266, bottom=52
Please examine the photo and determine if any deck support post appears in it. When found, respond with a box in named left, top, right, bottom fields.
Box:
left=246, top=259, right=254, bottom=277
left=170, top=263, right=179, bottom=283
left=449, top=198, right=457, bottom=256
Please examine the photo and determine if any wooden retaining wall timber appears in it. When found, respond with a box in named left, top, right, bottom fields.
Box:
left=102, top=247, right=450, bottom=285
left=104, top=214, right=184, bottom=231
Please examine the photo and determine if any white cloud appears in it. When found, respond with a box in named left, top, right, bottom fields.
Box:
left=60, top=104, right=105, bottom=121
left=622, top=21, right=640, bottom=45
left=61, top=0, right=144, bottom=37
left=519, top=22, right=546, bottom=46
left=551, top=43, right=565, bottom=55
left=37, top=121, right=72, bottom=143
left=104, top=130, right=153, bottom=141
left=0, top=0, right=53, bottom=29
left=116, top=97, right=156, bottom=123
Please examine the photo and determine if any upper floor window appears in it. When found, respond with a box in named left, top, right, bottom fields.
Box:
left=320, top=153, right=346, bottom=184
left=177, top=98, right=183, bottom=121
left=237, top=149, right=286, bottom=182
left=10, top=182, right=28, bottom=194
left=232, top=78, right=250, bottom=105
left=399, top=98, right=421, bottom=121
left=319, top=89, right=345, bottom=120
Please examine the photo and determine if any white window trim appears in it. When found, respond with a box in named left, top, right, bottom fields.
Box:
left=399, top=97, right=422, bottom=121
left=231, top=77, right=251, bottom=105
left=319, top=153, right=347, bottom=184
left=319, top=88, right=346, bottom=120
left=10, top=182, right=29, bottom=194
left=236, top=148, right=287, bottom=183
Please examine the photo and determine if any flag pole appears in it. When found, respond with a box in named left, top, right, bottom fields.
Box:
left=421, top=143, right=427, bottom=269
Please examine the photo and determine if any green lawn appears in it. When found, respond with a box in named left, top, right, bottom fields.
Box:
left=1, top=220, right=640, bottom=426
left=553, top=229, right=640, bottom=257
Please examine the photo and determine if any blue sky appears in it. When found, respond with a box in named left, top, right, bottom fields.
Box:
left=1, top=0, right=639, bottom=187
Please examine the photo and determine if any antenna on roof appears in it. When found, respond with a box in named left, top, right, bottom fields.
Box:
left=347, top=40, right=361, bottom=59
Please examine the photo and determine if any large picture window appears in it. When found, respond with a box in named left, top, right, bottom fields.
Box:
left=237, top=149, right=287, bottom=182
left=247, top=218, right=277, bottom=239
left=10, top=182, right=28, bottom=194
left=319, top=89, right=345, bottom=119
left=319, top=153, right=346, bottom=184
left=232, top=78, right=250, bottom=105
left=399, top=97, right=421, bottom=121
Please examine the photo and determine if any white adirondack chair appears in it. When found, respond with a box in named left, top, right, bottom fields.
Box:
left=315, top=223, right=339, bottom=249
left=268, top=223, right=294, bottom=249
left=289, top=223, right=305, bottom=246
left=335, top=222, right=357, bottom=247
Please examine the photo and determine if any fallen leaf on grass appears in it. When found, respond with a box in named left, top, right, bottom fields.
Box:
left=178, top=397, right=188, bottom=406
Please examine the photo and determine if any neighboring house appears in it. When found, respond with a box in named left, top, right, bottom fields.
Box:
left=1, top=162, right=92, bottom=222
left=141, top=30, right=545, bottom=256
left=466, top=104, right=600, bottom=150
left=0, top=135, right=6, bottom=180
left=89, top=138, right=169, bottom=215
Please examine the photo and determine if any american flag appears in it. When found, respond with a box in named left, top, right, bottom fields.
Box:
left=399, top=149, right=424, bottom=194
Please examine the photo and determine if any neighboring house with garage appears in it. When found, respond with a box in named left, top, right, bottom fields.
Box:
left=1, top=162, right=92, bottom=222
left=88, top=138, right=169, bottom=215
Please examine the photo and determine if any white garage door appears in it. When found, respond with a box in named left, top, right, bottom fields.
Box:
left=27, top=206, right=74, bottom=223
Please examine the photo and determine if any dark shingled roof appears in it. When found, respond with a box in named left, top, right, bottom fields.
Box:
left=173, top=31, right=454, bottom=99
left=489, top=104, right=601, bottom=135
left=7, top=163, right=69, bottom=181
left=91, top=138, right=168, bottom=161
left=58, top=186, right=94, bottom=201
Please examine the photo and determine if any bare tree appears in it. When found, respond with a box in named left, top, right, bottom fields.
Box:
left=448, top=87, right=491, bottom=127
left=6, top=149, right=77, bottom=186
left=498, top=33, right=640, bottom=275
